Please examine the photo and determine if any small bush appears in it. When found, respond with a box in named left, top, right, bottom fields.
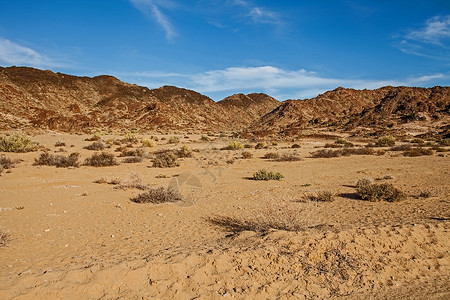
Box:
left=341, top=148, right=375, bottom=156
left=244, top=143, right=253, bottom=148
left=302, top=190, right=335, bottom=202
left=55, top=141, right=66, bottom=147
left=403, top=148, right=433, bottom=157
left=130, top=186, right=183, bottom=204
left=176, top=145, right=192, bottom=158
left=0, top=133, right=37, bottom=153
left=119, top=148, right=145, bottom=157
left=222, top=140, right=244, bottom=150
left=141, top=138, right=155, bottom=148
left=168, top=136, right=180, bottom=144
left=84, top=140, right=106, bottom=151
left=262, top=152, right=280, bottom=159
left=34, top=152, right=80, bottom=168
left=410, top=138, right=425, bottom=145
left=123, top=132, right=138, bottom=144
left=0, top=155, right=15, bottom=170
left=356, top=179, right=406, bottom=202
left=375, top=136, right=396, bottom=147
left=242, top=151, right=253, bottom=159
left=252, top=169, right=284, bottom=181
left=437, top=139, right=450, bottom=146
left=291, top=143, right=301, bottom=149
left=152, top=152, right=179, bottom=168
left=84, top=152, right=118, bottom=167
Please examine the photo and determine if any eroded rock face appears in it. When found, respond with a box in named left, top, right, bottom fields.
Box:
left=1, top=66, right=449, bottom=136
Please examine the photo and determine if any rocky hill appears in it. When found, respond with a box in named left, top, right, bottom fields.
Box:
left=0, top=66, right=449, bottom=136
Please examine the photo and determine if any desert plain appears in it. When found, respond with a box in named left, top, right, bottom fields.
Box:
left=0, top=130, right=449, bottom=300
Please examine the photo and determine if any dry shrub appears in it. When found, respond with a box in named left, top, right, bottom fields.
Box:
left=119, top=148, right=145, bottom=157
left=375, top=136, right=396, bottom=147
left=252, top=169, right=284, bottom=181
left=84, top=134, right=101, bottom=141
left=0, top=229, right=8, bottom=247
left=176, top=145, right=192, bottom=158
left=356, top=178, right=406, bottom=202
left=222, top=140, right=244, bottom=150
left=0, top=133, right=37, bottom=153
left=115, top=174, right=149, bottom=190
left=403, top=147, right=433, bottom=157
left=324, top=143, right=343, bottom=148
left=311, top=149, right=341, bottom=158
left=209, top=202, right=305, bottom=233
left=200, top=135, right=210, bottom=142
left=152, top=152, right=179, bottom=168
left=417, top=188, right=434, bottom=198
left=262, top=152, right=280, bottom=159
left=130, top=186, right=183, bottom=204
left=141, top=138, right=155, bottom=148
left=437, top=139, right=450, bottom=146
left=275, top=153, right=301, bottom=162
left=34, top=152, right=80, bottom=168
left=302, top=190, right=335, bottom=202
left=291, top=143, right=301, bottom=148
left=167, top=136, right=180, bottom=144
left=242, top=151, right=253, bottom=159
left=84, top=140, right=106, bottom=150
left=390, top=144, right=412, bottom=151
left=341, top=148, right=375, bottom=156
left=122, top=156, right=143, bottom=163
left=255, top=142, right=267, bottom=149
left=55, top=141, right=66, bottom=147
left=83, top=152, right=118, bottom=167
left=122, top=132, right=138, bottom=144
left=0, top=155, right=15, bottom=170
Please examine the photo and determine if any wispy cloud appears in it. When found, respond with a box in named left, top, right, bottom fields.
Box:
left=229, top=0, right=283, bottom=27
left=117, top=66, right=448, bottom=100
left=395, top=15, right=450, bottom=59
left=129, top=0, right=176, bottom=41
left=0, top=38, right=56, bottom=67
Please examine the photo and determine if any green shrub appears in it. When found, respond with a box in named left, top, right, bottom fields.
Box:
left=130, top=187, right=183, bottom=204
left=123, top=132, right=138, bottom=144
left=84, top=152, right=118, bottom=167
left=222, top=140, right=244, bottom=150
left=34, top=152, right=80, bottom=168
left=356, top=178, right=406, bottom=202
left=0, top=134, right=37, bottom=153
left=152, top=152, right=179, bottom=168
left=252, top=169, right=284, bottom=181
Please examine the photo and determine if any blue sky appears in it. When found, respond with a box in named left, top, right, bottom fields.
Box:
left=0, top=0, right=449, bottom=101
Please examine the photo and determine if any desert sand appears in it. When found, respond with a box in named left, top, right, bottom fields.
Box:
left=0, top=132, right=449, bottom=299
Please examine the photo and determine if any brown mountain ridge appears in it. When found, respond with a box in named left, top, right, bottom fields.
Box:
left=0, top=66, right=449, bottom=137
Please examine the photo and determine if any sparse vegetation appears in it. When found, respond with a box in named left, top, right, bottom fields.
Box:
left=252, top=169, right=284, bottom=181
left=130, top=186, right=183, bottom=204
left=55, top=141, right=66, bottom=147
left=83, top=152, right=118, bottom=167
left=312, top=148, right=375, bottom=158
left=122, top=132, right=138, bottom=144
left=200, top=135, right=210, bottom=142
left=275, top=153, right=301, bottom=162
left=119, top=148, right=145, bottom=157
left=122, top=156, right=143, bottom=163
left=0, top=155, right=16, bottom=172
left=389, top=144, right=412, bottom=151
left=255, top=142, right=267, bottom=149
left=356, top=178, right=406, bottom=202
left=0, top=133, right=37, bottom=153
left=152, top=152, right=179, bottom=168
left=0, top=229, right=8, bottom=247
left=34, top=152, right=80, bottom=168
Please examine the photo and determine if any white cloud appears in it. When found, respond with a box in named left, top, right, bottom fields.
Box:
left=395, top=15, right=450, bottom=59
left=129, top=0, right=176, bottom=41
left=229, top=0, right=283, bottom=27
left=406, top=15, right=450, bottom=45
left=0, top=38, right=56, bottom=67
left=117, top=66, right=448, bottom=100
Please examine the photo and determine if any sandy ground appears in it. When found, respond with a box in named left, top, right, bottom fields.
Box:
left=0, top=132, right=449, bottom=299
